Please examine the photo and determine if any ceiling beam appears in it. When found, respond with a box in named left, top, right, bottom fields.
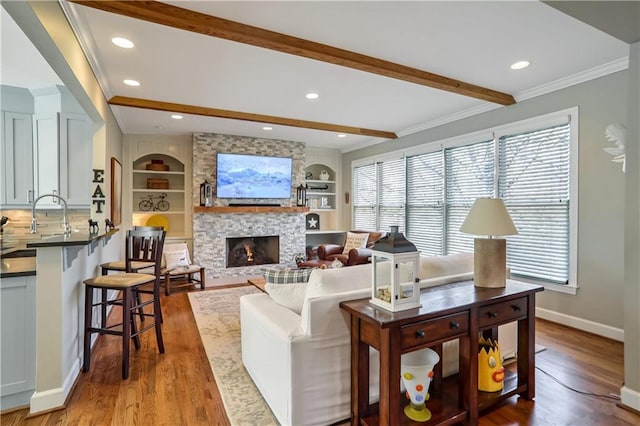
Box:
left=108, top=96, right=398, bottom=139
left=71, top=0, right=516, bottom=106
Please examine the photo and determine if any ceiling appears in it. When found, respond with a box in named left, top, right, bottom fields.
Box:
left=2, top=1, right=635, bottom=152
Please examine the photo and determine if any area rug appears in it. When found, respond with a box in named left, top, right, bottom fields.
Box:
left=188, top=285, right=279, bottom=426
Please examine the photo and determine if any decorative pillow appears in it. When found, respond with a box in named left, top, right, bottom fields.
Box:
left=163, top=243, right=191, bottom=268
left=262, top=267, right=315, bottom=284
left=262, top=267, right=315, bottom=314
left=342, top=232, right=369, bottom=255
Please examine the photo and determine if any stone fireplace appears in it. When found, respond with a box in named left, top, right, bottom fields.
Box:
left=192, top=132, right=307, bottom=280
left=226, top=235, right=279, bottom=268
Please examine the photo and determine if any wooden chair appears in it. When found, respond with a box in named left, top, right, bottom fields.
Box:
left=160, top=242, right=205, bottom=295
left=82, top=228, right=166, bottom=379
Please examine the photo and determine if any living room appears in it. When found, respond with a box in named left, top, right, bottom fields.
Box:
left=1, top=1, right=639, bottom=424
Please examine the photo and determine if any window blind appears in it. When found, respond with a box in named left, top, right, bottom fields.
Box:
left=352, top=163, right=377, bottom=231
left=498, top=123, right=570, bottom=283
left=406, top=151, right=444, bottom=255
left=445, top=140, right=495, bottom=254
left=377, top=158, right=406, bottom=233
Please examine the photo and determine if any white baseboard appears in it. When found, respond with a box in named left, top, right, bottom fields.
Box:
left=621, top=385, right=640, bottom=412
left=29, top=359, right=79, bottom=415
left=535, top=307, right=625, bottom=342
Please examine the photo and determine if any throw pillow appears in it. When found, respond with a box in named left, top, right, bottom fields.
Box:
left=342, top=231, right=369, bottom=255
left=262, top=267, right=315, bottom=314
left=163, top=243, right=192, bottom=268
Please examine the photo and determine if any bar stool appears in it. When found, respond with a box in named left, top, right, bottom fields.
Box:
left=83, top=228, right=166, bottom=379
left=99, top=226, right=164, bottom=324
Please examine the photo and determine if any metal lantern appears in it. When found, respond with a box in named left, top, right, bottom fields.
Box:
left=370, top=226, right=421, bottom=312
left=200, top=180, right=213, bottom=207
left=296, top=184, right=307, bottom=207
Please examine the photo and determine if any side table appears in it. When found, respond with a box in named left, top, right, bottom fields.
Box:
left=339, top=279, right=543, bottom=425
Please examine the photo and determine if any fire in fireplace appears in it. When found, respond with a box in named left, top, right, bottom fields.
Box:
left=226, top=235, right=279, bottom=268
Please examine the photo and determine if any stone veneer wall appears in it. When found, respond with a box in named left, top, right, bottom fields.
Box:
left=192, top=133, right=307, bottom=278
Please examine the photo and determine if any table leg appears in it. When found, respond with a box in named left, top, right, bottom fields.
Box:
left=518, top=294, right=536, bottom=399
left=379, top=327, right=402, bottom=426
left=350, top=316, right=369, bottom=424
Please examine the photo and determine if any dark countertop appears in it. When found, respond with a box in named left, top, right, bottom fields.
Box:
left=1, top=229, right=119, bottom=278
left=25, top=228, right=119, bottom=248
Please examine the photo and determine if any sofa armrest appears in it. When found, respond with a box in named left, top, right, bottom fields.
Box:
left=318, top=244, right=344, bottom=259
left=347, top=247, right=372, bottom=266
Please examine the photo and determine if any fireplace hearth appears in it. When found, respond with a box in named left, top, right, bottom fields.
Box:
left=226, top=235, right=279, bottom=268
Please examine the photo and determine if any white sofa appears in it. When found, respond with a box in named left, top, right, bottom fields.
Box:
left=240, top=253, right=517, bottom=426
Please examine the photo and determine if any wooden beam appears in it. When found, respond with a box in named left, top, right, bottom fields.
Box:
left=108, top=96, right=398, bottom=139
left=70, top=1, right=516, bottom=106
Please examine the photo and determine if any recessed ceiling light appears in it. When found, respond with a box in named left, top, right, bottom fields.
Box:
left=112, top=37, right=134, bottom=48
left=123, top=79, right=140, bottom=86
left=510, top=60, right=530, bottom=70
left=305, top=93, right=319, bottom=100
left=337, top=134, right=347, bottom=138
left=170, top=114, right=183, bottom=120
left=263, top=126, right=273, bottom=130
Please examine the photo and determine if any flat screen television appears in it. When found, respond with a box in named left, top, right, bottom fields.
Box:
left=216, top=153, right=293, bottom=199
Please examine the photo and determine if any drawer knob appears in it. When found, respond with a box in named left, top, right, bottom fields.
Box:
left=415, top=330, right=425, bottom=338
left=449, top=321, right=460, bottom=329
left=512, top=305, right=521, bottom=312
left=488, top=311, right=498, bottom=318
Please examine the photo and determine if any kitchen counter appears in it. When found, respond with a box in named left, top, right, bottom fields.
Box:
left=0, top=230, right=118, bottom=278
left=2, top=228, right=122, bottom=415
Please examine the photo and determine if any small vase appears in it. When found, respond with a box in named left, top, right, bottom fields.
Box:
left=319, top=170, right=330, bottom=181
left=401, top=347, right=440, bottom=422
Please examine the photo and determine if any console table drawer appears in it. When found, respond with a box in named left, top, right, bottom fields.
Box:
left=401, top=312, right=469, bottom=349
left=478, top=297, right=528, bottom=328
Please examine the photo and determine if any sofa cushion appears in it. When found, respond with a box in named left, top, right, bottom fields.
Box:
left=342, top=231, right=369, bottom=254
left=262, top=267, right=315, bottom=314
left=419, top=252, right=474, bottom=279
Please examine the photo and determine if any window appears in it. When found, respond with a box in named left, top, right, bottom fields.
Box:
left=352, top=109, right=577, bottom=287
left=498, top=124, right=571, bottom=283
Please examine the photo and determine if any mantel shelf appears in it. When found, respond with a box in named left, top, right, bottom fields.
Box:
left=194, top=206, right=310, bottom=214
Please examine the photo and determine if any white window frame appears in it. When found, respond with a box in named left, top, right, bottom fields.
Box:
left=352, top=107, right=579, bottom=294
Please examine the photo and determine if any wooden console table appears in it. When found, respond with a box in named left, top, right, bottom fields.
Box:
left=340, top=280, right=543, bottom=425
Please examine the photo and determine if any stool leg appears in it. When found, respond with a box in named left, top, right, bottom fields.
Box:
left=153, top=280, right=165, bottom=354
left=122, top=288, right=132, bottom=380
left=83, top=285, right=93, bottom=373
left=131, top=304, right=141, bottom=351
left=199, top=267, right=205, bottom=290
left=164, top=273, right=170, bottom=296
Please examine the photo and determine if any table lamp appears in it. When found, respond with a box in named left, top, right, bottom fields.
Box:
left=460, top=198, right=518, bottom=288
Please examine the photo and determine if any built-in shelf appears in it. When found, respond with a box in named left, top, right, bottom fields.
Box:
left=194, top=206, right=309, bottom=214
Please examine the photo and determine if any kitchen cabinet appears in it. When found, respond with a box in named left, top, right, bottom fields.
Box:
left=1, top=111, right=34, bottom=205
left=33, top=112, right=92, bottom=208
left=0, top=274, right=36, bottom=411
left=1, top=84, right=92, bottom=209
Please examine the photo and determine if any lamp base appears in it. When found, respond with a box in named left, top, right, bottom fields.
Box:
left=473, top=238, right=506, bottom=288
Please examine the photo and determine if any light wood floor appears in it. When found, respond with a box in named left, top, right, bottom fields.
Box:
left=2, top=284, right=639, bottom=425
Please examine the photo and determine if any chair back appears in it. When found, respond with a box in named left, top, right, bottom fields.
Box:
left=125, top=228, right=166, bottom=275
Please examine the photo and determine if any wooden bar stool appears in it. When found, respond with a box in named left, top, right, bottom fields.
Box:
left=99, top=226, right=164, bottom=325
left=83, top=228, right=166, bottom=379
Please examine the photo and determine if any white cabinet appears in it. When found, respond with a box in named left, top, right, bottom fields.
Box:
left=32, top=112, right=92, bottom=207
left=0, top=275, right=36, bottom=411
left=1, top=112, right=33, bottom=205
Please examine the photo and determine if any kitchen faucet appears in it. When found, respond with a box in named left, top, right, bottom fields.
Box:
left=31, top=194, right=71, bottom=236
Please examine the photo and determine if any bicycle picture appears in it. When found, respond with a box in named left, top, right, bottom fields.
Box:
left=139, top=193, right=170, bottom=212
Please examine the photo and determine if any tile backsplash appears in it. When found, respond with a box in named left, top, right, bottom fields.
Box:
left=0, top=208, right=92, bottom=241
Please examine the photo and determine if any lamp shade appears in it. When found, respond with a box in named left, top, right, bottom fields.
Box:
left=460, top=198, right=518, bottom=237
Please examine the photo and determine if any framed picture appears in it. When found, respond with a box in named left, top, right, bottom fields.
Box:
left=111, top=157, right=122, bottom=226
